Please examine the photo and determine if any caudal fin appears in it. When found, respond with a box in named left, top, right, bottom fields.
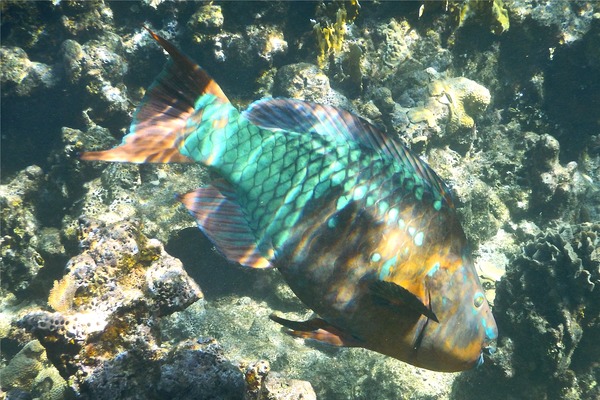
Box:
left=81, top=28, right=230, bottom=163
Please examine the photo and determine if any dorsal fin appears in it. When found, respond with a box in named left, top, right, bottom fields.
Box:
left=81, top=28, right=229, bottom=163
left=178, top=180, right=273, bottom=269
left=242, top=98, right=454, bottom=207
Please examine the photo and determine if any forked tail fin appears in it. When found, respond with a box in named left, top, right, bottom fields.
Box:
left=81, top=28, right=231, bottom=163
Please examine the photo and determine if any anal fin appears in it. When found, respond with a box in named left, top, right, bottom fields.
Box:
left=178, top=180, right=272, bottom=269
left=270, top=314, right=362, bottom=347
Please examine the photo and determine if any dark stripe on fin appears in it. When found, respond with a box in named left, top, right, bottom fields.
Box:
left=178, top=180, right=272, bottom=269
left=370, top=280, right=439, bottom=322
left=269, top=314, right=362, bottom=347
left=81, top=28, right=229, bottom=164
left=243, top=98, right=454, bottom=208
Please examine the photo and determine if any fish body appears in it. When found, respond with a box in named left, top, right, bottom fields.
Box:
left=82, top=30, right=497, bottom=372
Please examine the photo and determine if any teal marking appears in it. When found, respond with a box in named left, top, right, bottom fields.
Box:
left=328, top=217, right=337, bottom=229
left=379, top=255, right=398, bottom=280
left=365, top=195, right=375, bottom=208
left=483, top=317, right=496, bottom=339
left=336, top=195, right=351, bottom=210
left=415, top=186, right=424, bottom=201
left=353, top=185, right=366, bottom=200
left=427, top=262, right=440, bottom=277
left=408, top=226, right=416, bottom=237
left=398, top=219, right=406, bottom=229
left=378, top=201, right=389, bottom=215
left=414, top=231, right=424, bottom=246
left=387, top=207, right=399, bottom=222
left=371, top=253, right=381, bottom=262
left=433, top=199, right=442, bottom=211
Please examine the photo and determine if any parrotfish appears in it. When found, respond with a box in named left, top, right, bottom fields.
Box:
left=82, top=29, right=497, bottom=372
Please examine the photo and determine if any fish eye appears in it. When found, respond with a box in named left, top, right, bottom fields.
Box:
left=473, top=292, right=485, bottom=308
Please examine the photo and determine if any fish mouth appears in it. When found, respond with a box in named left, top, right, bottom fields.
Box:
left=475, top=341, right=497, bottom=367
left=483, top=344, right=497, bottom=356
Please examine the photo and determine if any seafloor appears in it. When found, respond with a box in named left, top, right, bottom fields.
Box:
left=1, top=1, right=599, bottom=399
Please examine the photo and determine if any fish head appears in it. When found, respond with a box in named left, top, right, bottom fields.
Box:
left=416, top=252, right=498, bottom=372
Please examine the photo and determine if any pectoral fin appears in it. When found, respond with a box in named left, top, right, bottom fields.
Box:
left=370, top=280, right=439, bottom=322
left=269, top=314, right=362, bottom=347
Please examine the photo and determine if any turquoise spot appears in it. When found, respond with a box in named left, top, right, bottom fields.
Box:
left=427, top=262, right=440, bottom=277
left=336, top=195, right=350, bottom=210
left=328, top=217, right=337, bottom=229
left=365, top=195, right=375, bottom=208
left=353, top=185, right=367, bottom=200
left=398, top=219, right=406, bottom=229
left=371, top=253, right=381, bottom=262
left=483, top=318, right=497, bottom=340
left=433, top=199, right=442, bottom=211
left=408, top=226, right=416, bottom=237
left=387, top=207, right=399, bottom=222
left=379, top=256, right=397, bottom=280
left=378, top=201, right=389, bottom=215
left=414, top=231, right=424, bottom=246
left=415, top=186, right=424, bottom=200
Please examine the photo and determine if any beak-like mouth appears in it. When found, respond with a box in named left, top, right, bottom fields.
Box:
left=483, top=344, right=496, bottom=356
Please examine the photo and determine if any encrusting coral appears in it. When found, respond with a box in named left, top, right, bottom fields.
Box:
left=16, top=217, right=203, bottom=392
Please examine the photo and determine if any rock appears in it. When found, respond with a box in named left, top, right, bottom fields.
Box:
left=0, top=46, right=58, bottom=97
left=17, top=218, right=203, bottom=391
left=525, top=133, right=590, bottom=222
left=80, top=339, right=245, bottom=400
left=273, top=63, right=354, bottom=111
left=0, top=166, right=47, bottom=296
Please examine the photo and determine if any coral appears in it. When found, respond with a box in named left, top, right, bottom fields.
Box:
left=456, top=223, right=600, bottom=400
left=0, top=166, right=45, bottom=295
left=0, top=46, right=57, bottom=97
left=17, top=218, right=203, bottom=390
left=525, top=133, right=590, bottom=223
left=313, top=1, right=359, bottom=69
left=0, top=340, right=46, bottom=390
left=59, top=30, right=130, bottom=129
left=0, top=340, right=67, bottom=400
left=47, top=274, right=77, bottom=313
left=428, top=76, right=491, bottom=134
left=243, top=359, right=271, bottom=399
left=187, top=4, right=224, bottom=35
left=272, top=63, right=353, bottom=111
left=454, top=0, right=510, bottom=36
left=242, top=359, right=317, bottom=400
left=79, top=339, right=245, bottom=400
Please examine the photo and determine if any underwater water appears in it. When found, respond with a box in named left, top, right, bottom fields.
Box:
left=1, top=1, right=599, bottom=399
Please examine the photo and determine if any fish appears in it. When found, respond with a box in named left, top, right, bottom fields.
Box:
left=81, top=29, right=497, bottom=372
